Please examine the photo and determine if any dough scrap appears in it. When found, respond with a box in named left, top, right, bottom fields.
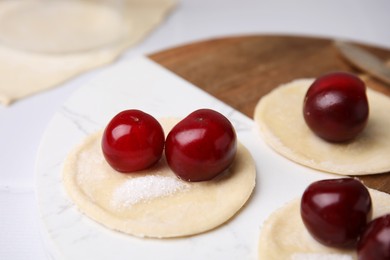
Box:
left=254, top=79, right=390, bottom=175
left=0, top=0, right=176, bottom=105
left=258, top=188, right=390, bottom=260
left=0, top=1, right=127, bottom=53
left=62, top=118, right=256, bottom=238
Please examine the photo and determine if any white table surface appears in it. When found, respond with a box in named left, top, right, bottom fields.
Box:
left=1, top=0, right=389, bottom=259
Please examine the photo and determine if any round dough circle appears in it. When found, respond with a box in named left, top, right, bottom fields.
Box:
left=258, top=187, right=390, bottom=260
left=62, top=118, right=256, bottom=238
left=254, top=79, right=390, bottom=175
left=0, top=0, right=127, bottom=53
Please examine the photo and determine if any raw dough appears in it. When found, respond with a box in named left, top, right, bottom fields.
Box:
left=0, top=0, right=127, bottom=53
left=258, top=187, right=390, bottom=260
left=254, top=79, right=390, bottom=175
left=0, top=0, right=176, bottom=105
left=62, top=118, right=256, bottom=238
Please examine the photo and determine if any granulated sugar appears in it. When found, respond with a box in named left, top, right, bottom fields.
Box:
left=111, top=175, right=190, bottom=209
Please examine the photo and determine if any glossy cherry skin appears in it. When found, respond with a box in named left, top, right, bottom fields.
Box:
left=303, top=72, right=369, bottom=142
left=358, top=214, right=390, bottom=260
left=101, top=109, right=165, bottom=173
left=300, top=178, right=372, bottom=248
left=165, top=109, right=237, bottom=182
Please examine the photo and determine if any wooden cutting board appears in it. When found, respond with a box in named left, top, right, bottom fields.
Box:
left=149, top=35, right=390, bottom=193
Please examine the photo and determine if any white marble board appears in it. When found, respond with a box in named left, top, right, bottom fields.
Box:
left=34, top=56, right=332, bottom=260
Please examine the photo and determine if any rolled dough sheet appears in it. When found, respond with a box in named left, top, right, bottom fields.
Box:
left=254, top=79, right=390, bottom=175
left=0, top=0, right=176, bottom=105
left=62, top=118, right=256, bottom=238
left=258, top=188, right=390, bottom=260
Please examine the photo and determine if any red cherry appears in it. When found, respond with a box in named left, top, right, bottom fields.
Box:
left=101, top=109, right=165, bottom=172
left=358, top=214, right=390, bottom=260
left=303, top=72, right=369, bottom=142
left=165, top=109, right=237, bottom=182
left=300, top=178, right=372, bottom=248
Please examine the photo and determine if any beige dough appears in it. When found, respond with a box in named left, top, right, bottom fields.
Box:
left=0, top=0, right=176, bottom=105
left=258, top=187, right=390, bottom=260
left=62, top=118, right=256, bottom=238
left=254, top=79, right=390, bottom=175
left=0, top=1, right=127, bottom=53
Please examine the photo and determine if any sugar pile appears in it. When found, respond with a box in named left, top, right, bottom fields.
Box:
left=111, top=175, right=190, bottom=209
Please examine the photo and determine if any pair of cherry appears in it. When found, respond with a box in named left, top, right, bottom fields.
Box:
left=301, top=178, right=390, bottom=259
left=101, top=108, right=237, bottom=182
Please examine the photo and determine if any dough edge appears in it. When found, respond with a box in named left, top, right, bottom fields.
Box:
left=62, top=119, right=256, bottom=238
left=258, top=187, right=390, bottom=260
left=254, top=78, right=390, bottom=175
